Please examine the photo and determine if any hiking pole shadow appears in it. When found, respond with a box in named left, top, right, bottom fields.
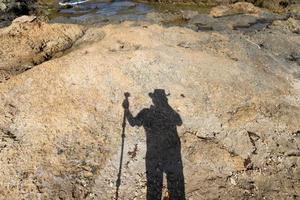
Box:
left=115, top=92, right=130, bottom=200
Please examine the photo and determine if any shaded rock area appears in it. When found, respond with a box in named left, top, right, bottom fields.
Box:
left=0, top=0, right=59, bottom=27
left=0, top=0, right=36, bottom=27
left=141, top=0, right=298, bottom=12
left=0, top=15, right=85, bottom=83
left=145, top=2, right=293, bottom=32
left=0, top=13, right=300, bottom=199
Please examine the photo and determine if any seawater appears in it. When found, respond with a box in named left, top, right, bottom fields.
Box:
left=50, top=0, right=209, bottom=25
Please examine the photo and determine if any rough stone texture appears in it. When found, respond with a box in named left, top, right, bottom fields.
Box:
left=0, top=0, right=31, bottom=12
left=140, top=0, right=297, bottom=11
left=0, top=17, right=300, bottom=199
left=0, top=0, right=36, bottom=25
left=0, top=16, right=85, bottom=82
left=0, top=0, right=59, bottom=27
left=210, top=2, right=263, bottom=17
left=248, top=17, right=300, bottom=76
left=287, top=3, right=300, bottom=15
left=146, top=2, right=290, bottom=32
left=251, top=0, right=294, bottom=12
left=139, top=0, right=231, bottom=5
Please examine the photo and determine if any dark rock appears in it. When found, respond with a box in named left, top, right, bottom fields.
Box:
left=220, top=14, right=258, bottom=29
left=190, top=13, right=216, bottom=24
left=0, top=0, right=36, bottom=27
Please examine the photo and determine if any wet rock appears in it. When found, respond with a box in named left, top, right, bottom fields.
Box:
left=135, top=0, right=296, bottom=13
left=141, top=0, right=229, bottom=5
left=188, top=14, right=216, bottom=30
left=145, top=12, right=185, bottom=26
left=181, top=10, right=199, bottom=20
left=189, top=13, right=215, bottom=24
left=257, top=11, right=290, bottom=22
left=187, top=4, right=289, bottom=32
left=219, top=14, right=258, bottom=30
left=187, top=13, right=257, bottom=32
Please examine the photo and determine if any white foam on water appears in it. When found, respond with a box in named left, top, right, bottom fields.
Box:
left=59, top=0, right=89, bottom=6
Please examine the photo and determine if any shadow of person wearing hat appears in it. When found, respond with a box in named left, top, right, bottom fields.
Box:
left=123, top=89, right=185, bottom=200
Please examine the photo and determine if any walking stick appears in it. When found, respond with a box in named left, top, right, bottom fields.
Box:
left=115, top=92, right=130, bottom=200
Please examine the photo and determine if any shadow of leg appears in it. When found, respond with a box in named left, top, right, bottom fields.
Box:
left=166, top=170, right=185, bottom=200
left=165, top=150, right=185, bottom=200
left=146, top=160, right=163, bottom=200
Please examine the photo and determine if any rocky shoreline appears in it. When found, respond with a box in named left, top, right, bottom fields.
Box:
left=1, top=0, right=300, bottom=27
left=0, top=1, right=300, bottom=200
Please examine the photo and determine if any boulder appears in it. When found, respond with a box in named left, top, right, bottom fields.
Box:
left=0, top=0, right=36, bottom=27
left=210, top=2, right=263, bottom=17
left=0, top=16, right=85, bottom=82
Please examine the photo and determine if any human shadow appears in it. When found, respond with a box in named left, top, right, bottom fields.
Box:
left=123, top=89, right=185, bottom=200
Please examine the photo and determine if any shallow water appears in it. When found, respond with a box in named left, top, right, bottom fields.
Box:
left=48, top=0, right=276, bottom=32
left=48, top=0, right=209, bottom=25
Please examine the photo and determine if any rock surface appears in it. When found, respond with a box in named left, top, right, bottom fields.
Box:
left=210, top=2, right=263, bottom=17
left=0, top=0, right=59, bottom=27
left=0, top=16, right=85, bottom=82
left=0, top=15, right=300, bottom=199
left=140, top=0, right=297, bottom=12
left=145, top=2, right=291, bottom=32
left=0, top=0, right=36, bottom=26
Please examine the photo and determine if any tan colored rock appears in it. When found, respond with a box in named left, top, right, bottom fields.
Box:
left=287, top=3, right=300, bottom=14
left=0, top=2, right=6, bottom=11
left=210, top=2, right=263, bottom=17
left=271, top=17, right=300, bottom=33
left=0, top=16, right=85, bottom=83
left=37, top=0, right=59, bottom=6
left=0, top=20, right=299, bottom=199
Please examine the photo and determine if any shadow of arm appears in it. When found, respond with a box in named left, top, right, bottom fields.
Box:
left=125, top=109, right=143, bottom=127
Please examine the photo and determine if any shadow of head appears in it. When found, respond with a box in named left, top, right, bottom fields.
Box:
left=148, top=89, right=170, bottom=107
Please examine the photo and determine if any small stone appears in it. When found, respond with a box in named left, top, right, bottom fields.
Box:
left=230, top=178, right=237, bottom=185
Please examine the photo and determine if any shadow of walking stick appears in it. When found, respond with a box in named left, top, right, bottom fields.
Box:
left=115, top=92, right=130, bottom=200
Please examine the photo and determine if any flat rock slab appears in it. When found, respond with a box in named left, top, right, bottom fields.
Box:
left=0, top=20, right=300, bottom=199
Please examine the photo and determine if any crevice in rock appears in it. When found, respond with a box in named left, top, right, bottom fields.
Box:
left=286, top=152, right=300, bottom=157
left=247, top=131, right=260, bottom=154
left=1, top=128, right=18, bottom=141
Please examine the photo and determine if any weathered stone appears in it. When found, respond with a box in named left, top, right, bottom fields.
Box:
left=0, top=0, right=36, bottom=22
left=0, top=2, right=7, bottom=11
left=218, top=130, right=255, bottom=159
left=210, top=2, right=263, bottom=17
left=0, top=17, right=300, bottom=199
left=287, top=3, right=300, bottom=15
left=181, top=10, right=199, bottom=20
left=271, top=17, right=300, bottom=33
left=0, top=16, right=85, bottom=82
